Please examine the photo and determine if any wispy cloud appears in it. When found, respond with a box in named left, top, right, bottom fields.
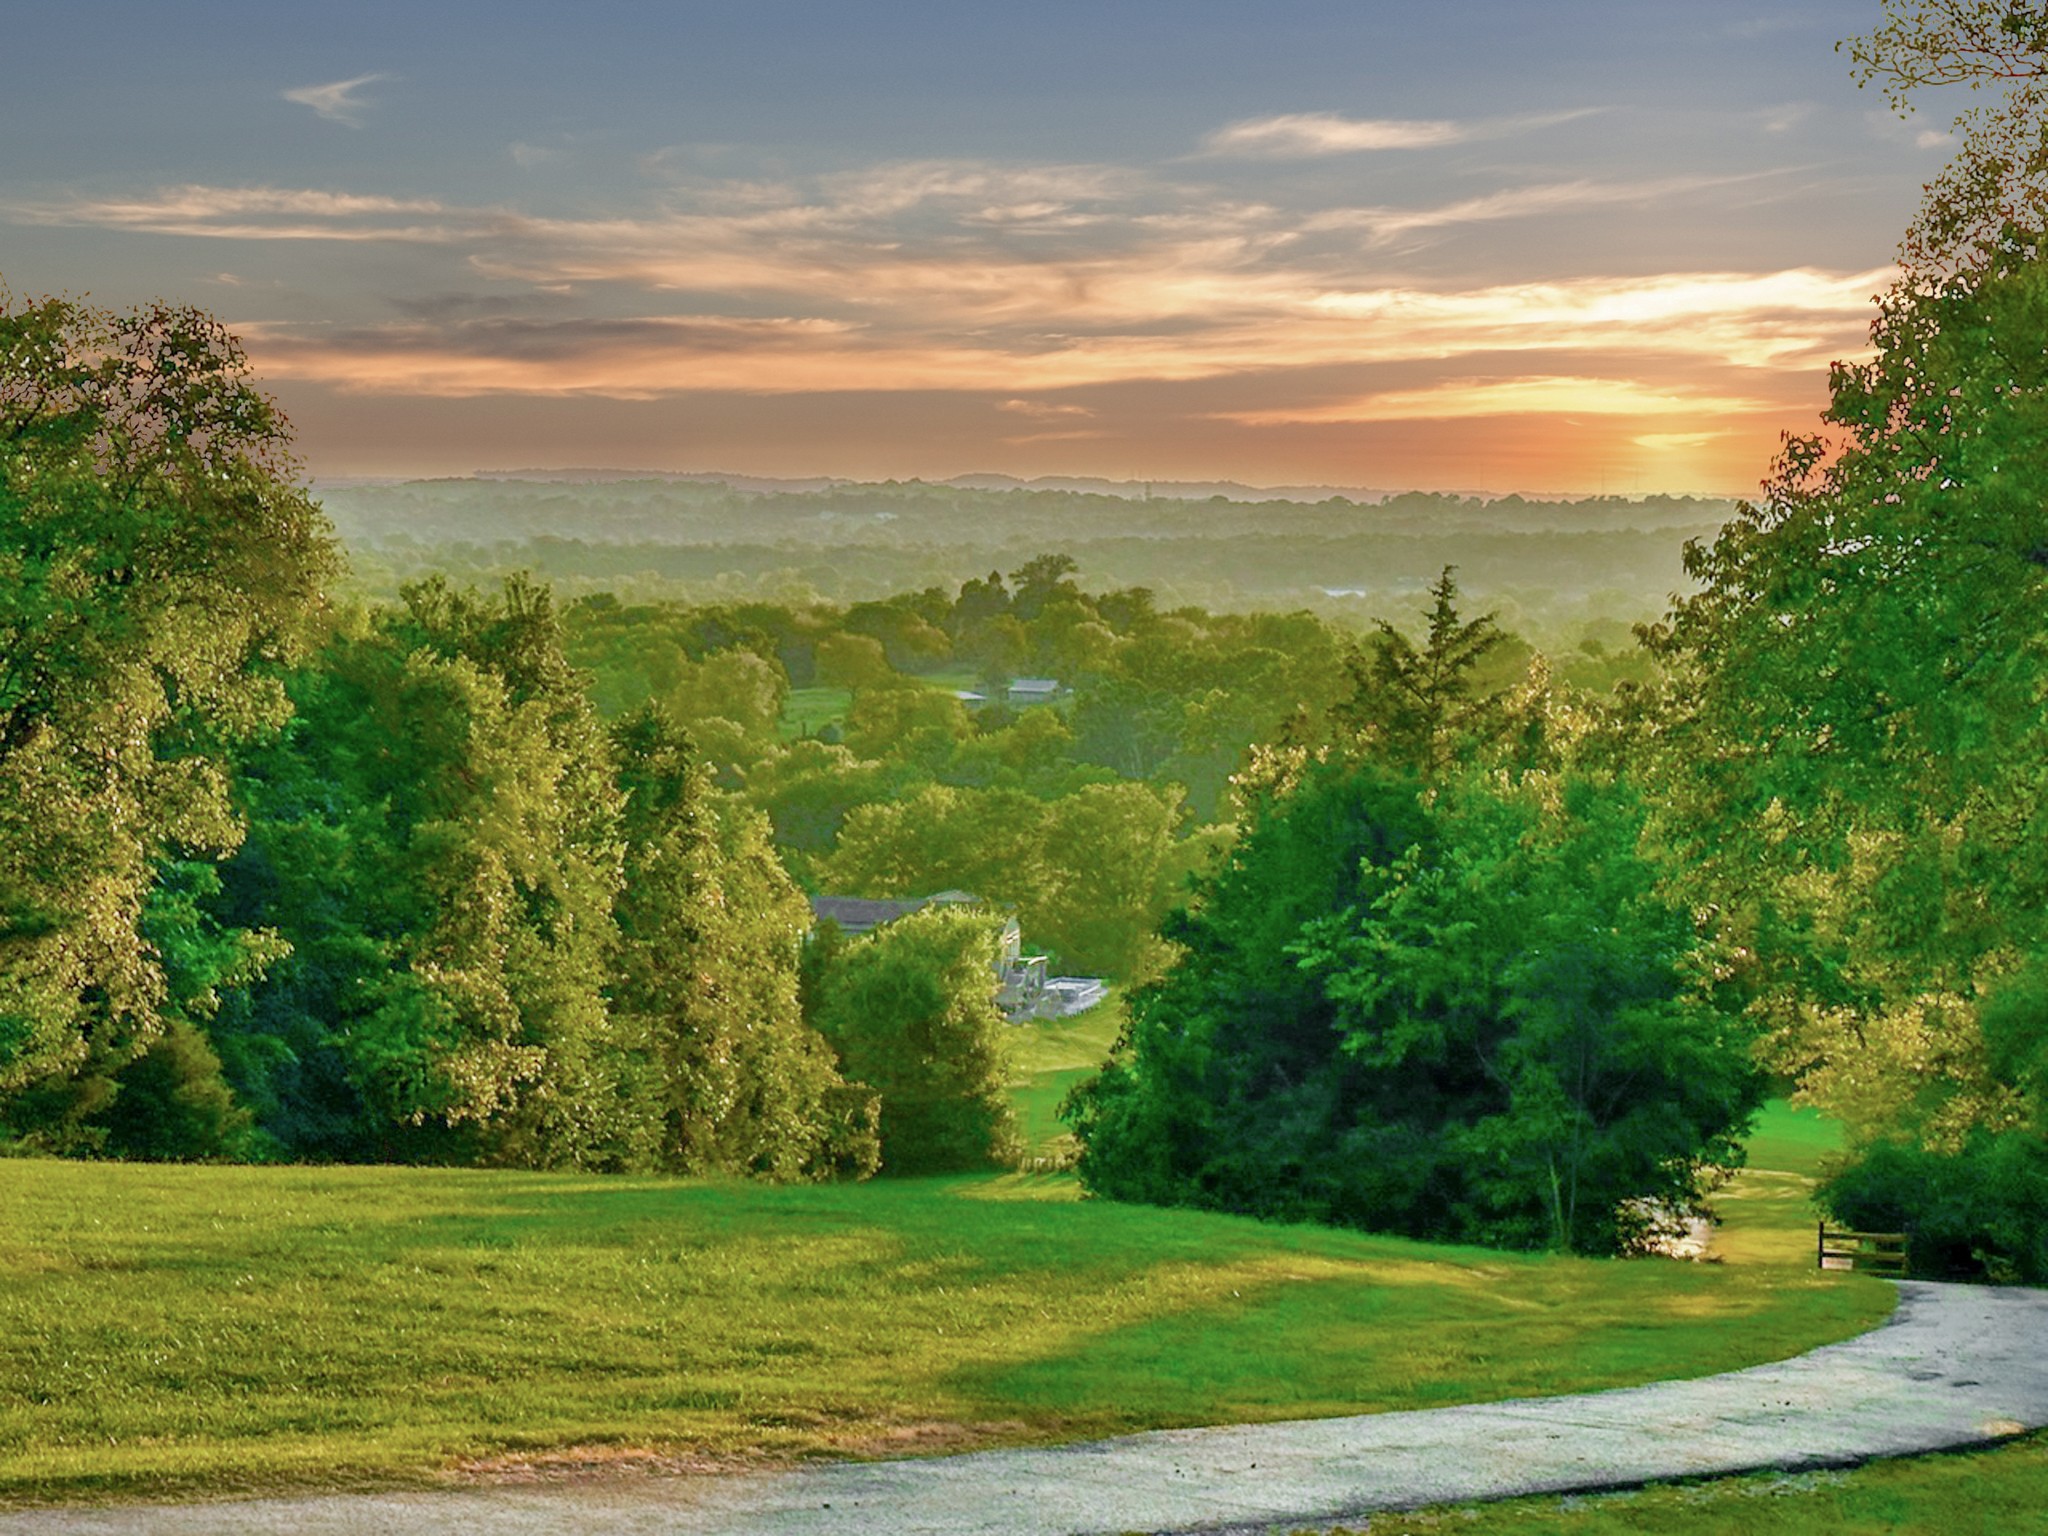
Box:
left=1864, top=109, right=1953, bottom=151
left=233, top=264, right=1883, bottom=401
left=1202, top=108, right=1603, bottom=159
left=10, top=165, right=1885, bottom=423
left=1757, top=102, right=1815, bottom=136
left=1303, top=173, right=1773, bottom=246
left=1000, top=399, right=1094, bottom=420
left=1303, top=269, right=1887, bottom=368
left=1219, top=376, right=1775, bottom=427
left=6, top=185, right=449, bottom=241
left=1634, top=430, right=1729, bottom=450
left=282, top=73, right=390, bottom=127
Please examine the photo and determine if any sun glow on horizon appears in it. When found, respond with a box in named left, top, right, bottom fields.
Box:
left=0, top=6, right=1921, bottom=495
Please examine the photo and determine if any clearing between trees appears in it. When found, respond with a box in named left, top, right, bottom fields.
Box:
left=0, top=1105, right=1883, bottom=1511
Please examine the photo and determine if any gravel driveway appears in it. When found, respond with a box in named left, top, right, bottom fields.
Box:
left=8, top=1280, right=2045, bottom=1536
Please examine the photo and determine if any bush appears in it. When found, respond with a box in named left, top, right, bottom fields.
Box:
left=1819, top=1133, right=2048, bottom=1283
left=809, top=906, right=1022, bottom=1174
left=1068, top=763, right=1762, bottom=1254
left=95, top=1019, right=256, bottom=1162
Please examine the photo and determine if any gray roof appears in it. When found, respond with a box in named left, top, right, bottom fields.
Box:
left=808, top=896, right=929, bottom=937
left=809, top=890, right=997, bottom=938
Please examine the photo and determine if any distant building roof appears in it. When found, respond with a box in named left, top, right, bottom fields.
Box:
left=808, top=896, right=928, bottom=937
left=1008, top=678, right=1060, bottom=694
left=809, top=889, right=1000, bottom=938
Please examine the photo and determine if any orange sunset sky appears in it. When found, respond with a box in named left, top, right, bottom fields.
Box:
left=3, top=2, right=1953, bottom=496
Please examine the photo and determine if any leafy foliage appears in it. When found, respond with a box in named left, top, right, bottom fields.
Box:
left=212, top=581, right=631, bottom=1163
left=1295, top=774, right=1761, bottom=1252
left=1334, top=567, right=1509, bottom=776
left=1845, top=0, right=2048, bottom=273
left=0, top=293, right=337, bottom=1145
left=808, top=904, right=1022, bottom=1174
left=1819, top=1131, right=2048, bottom=1282
left=1649, top=244, right=2048, bottom=1152
left=1070, top=758, right=1757, bottom=1252
left=209, top=579, right=873, bottom=1173
left=610, top=705, right=879, bottom=1179
left=821, top=780, right=1189, bottom=979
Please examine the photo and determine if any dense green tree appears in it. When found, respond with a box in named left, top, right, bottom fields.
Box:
left=213, top=581, right=638, bottom=1165
left=1295, top=774, right=1759, bottom=1251
left=609, top=706, right=878, bottom=1179
left=809, top=904, right=1021, bottom=1174
left=741, top=738, right=901, bottom=881
left=1070, top=673, right=1185, bottom=781
left=823, top=785, right=1050, bottom=917
left=1007, top=552, right=1081, bottom=623
left=0, top=293, right=337, bottom=1146
left=842, top=596, right=951, bottom=672
left=1032, top=783, right=1188, bottom=979
left=842, top=682, right=972, bottom=763
left=1069, top=762, right=1756, bottom=1252
left=1649, top=241, right=2048, bottom=1151
left=1067, top=762, right=1437, bottom=1226
left=88, top=861, right=279, bottom=1159
left=819, top=779, right=1187, bottom=980
left=1069, top=570, right=1752, bottom=1253
left=814, top=632, right=893, bottom=693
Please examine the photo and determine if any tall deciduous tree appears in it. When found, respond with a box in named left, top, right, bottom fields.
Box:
left=1648, top=238, right=2048, bottom=1152
left=0, top=293, right=337, bottom=1145
left=214, top=580, right=638, bottom=1166
left=1845, top=0, right=2048, bottom=273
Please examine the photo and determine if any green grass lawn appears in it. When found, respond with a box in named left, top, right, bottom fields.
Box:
left=1004, top=992, right=1122, bottom=1158
left=1324, top=1432, right=2048, bottom=1535
left=1743, top=1097, right=1845, bottom=1180
left=777, top=670, right=988, bottom=740
left=777, top=684, right=853, bottom=740
left=0, top=1146, right=1890, bottom=1508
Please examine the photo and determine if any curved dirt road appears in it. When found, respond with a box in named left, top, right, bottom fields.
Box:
left=8, top=1280, right=2047, bottom=1536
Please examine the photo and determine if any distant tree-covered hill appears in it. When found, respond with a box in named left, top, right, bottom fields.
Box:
left=316, top=476, right=1732, bottom=639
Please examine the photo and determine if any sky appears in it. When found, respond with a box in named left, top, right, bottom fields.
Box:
left=0, top=2, right=1960, bottom=495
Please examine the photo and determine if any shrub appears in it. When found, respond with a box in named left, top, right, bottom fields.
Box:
left=1819, top=1133, right=2048, bottom=1282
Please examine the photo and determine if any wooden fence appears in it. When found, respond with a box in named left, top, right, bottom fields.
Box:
left=1818, top=1221, right=1910, bottom=1276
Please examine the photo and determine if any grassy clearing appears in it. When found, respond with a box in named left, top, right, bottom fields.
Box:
left=1004, top=992, right=1122, bottom=1157
left=777, top=684, right=852, bottom=740
left=777, top=671, right=984, bottom=741
left=1743, top=1098, right=1844, bottom=1180
left=0, top=1150, right=1889, bottom=1507
left=1322, top=1432, right=2048, bottom=1535
left=1708, top=1097, right=1841, bottom=1268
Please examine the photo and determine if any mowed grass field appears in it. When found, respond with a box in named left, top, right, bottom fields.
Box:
left=0, top=1108, right=1889, bottom=1509
left=1005, top=991, right=1121, bottom=1158
left=777, top=669, right=988, bottom=740
left=1327, top=1432, right=2048, bottom=1536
